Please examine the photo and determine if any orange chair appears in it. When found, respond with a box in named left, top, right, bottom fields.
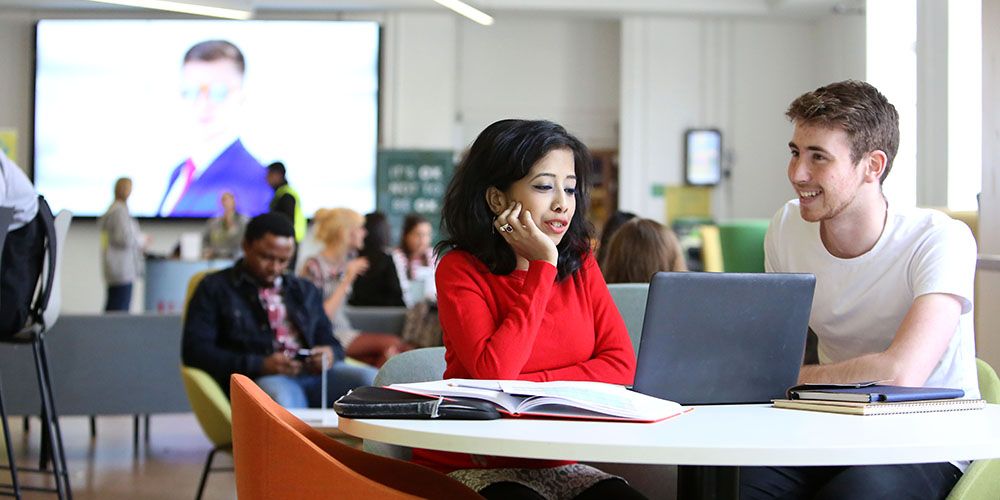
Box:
left=229, top=374, right=483, bottom=500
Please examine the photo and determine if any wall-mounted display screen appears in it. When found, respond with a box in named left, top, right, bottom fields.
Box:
left=684, top=128, right=722, bottom=186
left=34, top=19, right=380, bottom=218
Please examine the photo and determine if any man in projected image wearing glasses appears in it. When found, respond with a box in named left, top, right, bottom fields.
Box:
left=157, top=39, right=273, bottom=218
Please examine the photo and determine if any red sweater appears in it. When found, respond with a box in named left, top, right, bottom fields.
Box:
left=411, top=250, right=636, bottom=472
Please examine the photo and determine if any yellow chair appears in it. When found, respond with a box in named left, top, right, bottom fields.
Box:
left=699, top=225, right=723, bottom=273
left=181, top=366, right=233, bottom=500
left=180, top=271, right=233, bottom=500
left=946, top=358, right=1000, bottom=500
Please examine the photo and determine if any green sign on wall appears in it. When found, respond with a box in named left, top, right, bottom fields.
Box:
left=376, top=149, right=455, bottom=242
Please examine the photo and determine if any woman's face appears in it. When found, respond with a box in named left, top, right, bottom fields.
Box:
left=502, top=148, right=577, bottom=246
left=220, top=193, right=235, bottom=213
left=405, top=222, right=433, bottom=256
left=348, top=223, right=367, bottom=251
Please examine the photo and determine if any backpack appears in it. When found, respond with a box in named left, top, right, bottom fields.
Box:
left=0, top=195, right=56, bottom=338
left=400, top=299, right=443, bottom=348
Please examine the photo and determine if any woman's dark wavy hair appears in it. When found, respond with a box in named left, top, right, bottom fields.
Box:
left=360, top=211, right=392, bottom=259
left=399, top=213, right=431, bottom=256
left=436, top=119, right=593, bottom=281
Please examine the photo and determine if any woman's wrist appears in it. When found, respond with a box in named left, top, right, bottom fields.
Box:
left=530, top=258, right=557, bottom=269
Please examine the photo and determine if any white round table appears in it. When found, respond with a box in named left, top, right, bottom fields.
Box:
left=339, top=404, right=1000, bottom=499
left=340, top=404, right=1000, bottom=466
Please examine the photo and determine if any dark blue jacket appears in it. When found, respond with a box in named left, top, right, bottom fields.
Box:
left=181, top=261, right=345, bottom=394
left=157, top=139, right=273, bottom=217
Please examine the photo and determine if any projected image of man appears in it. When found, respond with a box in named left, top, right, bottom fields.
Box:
left=157, top=40, right=272, bottom=217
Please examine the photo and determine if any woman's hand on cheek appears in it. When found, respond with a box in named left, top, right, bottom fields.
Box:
left=495, top=202, right=558, bottom=267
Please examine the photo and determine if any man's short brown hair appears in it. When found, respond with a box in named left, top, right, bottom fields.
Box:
left=786, top=80, right=899, bottom=183
left=184, top=40, right=245, bottom=74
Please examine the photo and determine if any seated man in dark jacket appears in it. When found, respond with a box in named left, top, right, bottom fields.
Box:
left=182, top=212, right=376, bottom=407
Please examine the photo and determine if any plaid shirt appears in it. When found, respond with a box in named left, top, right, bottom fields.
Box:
left=257, top=277, right=303, bottom=356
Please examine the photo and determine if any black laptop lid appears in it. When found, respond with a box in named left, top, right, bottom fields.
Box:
left=632, top=272, right=815, bottom=405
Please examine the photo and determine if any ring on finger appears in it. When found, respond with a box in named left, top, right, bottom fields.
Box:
left=499, top=223, right=514, bottom=233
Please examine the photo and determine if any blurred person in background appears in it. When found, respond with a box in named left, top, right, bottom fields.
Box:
left=183, top=212, right=376, bottom=406
left=300, top=208, right=408, bottom=367
left=349, top=211, right=406, bottom=307
left=595, top=210, right=636, bottom=271
left=202, top=191, right=248, bottom=259
left=601, top=218, right=687, bottom=284
left=392, top=213, right=438, bottom=307
left=267, top=161, right=306, bottom=268
left=100, top=177, right=148, bottom=311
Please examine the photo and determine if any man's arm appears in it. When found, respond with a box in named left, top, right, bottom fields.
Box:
left=181, top=277, right=266, bottom=383
left=798, top=292, right=963, bottom=385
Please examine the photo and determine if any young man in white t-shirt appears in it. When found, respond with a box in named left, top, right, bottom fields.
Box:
left=741, top=80, right=978, bottom=499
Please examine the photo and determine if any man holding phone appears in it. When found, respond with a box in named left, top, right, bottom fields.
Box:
left=182, top=212, right=376, bottom=407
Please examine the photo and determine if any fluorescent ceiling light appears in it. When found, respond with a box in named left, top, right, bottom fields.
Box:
left=84, top=0, right=253, bottom=20
left=433, top=0, right=494, bottom=26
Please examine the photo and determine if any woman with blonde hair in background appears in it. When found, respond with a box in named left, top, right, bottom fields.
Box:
left=299, top=208, right=409, bottom=367
left=99, top=177, right=148, bottom=311
left=601, top=218, right=687, bottom=284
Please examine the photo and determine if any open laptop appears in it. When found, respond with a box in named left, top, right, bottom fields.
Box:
left=632, top=272, right=815, bottom=405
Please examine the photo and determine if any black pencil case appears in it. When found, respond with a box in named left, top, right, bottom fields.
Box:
left=333, top=386, right=501, bottom=420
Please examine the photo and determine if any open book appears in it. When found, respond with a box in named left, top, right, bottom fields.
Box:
left=387, top=379, right=685, bottom=422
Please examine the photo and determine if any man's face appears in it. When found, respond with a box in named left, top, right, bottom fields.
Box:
left=787, top=123, right=869, bottom=223
left=266, top=171, right=283, bottom=189
left=241, top=233, right=295, bottom=286
left=181, top=59, right=245, bottom=143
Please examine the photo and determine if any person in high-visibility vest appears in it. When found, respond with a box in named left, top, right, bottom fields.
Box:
left=266, top=161, right=306, bottom=268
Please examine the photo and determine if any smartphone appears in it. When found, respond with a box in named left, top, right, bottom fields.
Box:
left=293, top=348, right=313, bottom=361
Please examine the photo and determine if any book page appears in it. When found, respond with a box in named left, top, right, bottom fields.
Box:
left=499, top=381, right=681, bottom=419
left=389, top=380, right=522, bottom=413
left=392, top=379, right=682, bottom=420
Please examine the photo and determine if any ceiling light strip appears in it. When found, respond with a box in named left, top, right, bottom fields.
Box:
left=84, top=0, right=252, bottom=20
left=432, top=0, right=494, bottom=26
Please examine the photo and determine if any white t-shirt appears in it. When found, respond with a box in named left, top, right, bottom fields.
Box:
left=0, top=150, right=39, bottom=230
left=765, top=199, right=980, bottom=400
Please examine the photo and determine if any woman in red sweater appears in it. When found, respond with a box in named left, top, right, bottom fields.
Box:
left=413, top=119, right=644, bottom=499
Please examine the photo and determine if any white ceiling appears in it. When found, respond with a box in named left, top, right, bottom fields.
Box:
left=0, top=0, right=863, bottom=19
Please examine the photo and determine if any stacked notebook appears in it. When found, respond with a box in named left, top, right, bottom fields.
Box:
left=772, top=382, right=986, bottom=415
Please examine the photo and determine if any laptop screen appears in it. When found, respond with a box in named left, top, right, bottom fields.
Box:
left=632, top=272, right=815, bottom=405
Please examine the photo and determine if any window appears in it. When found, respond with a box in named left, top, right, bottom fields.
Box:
left=947, top=0, right=982, bottom=211
left=867, top=0, right=917, bottom=209
left=867, top=0, right=982, bottom=211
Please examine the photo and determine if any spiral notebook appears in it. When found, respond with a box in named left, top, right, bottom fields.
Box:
left=772, top=398, right=987, bottom=416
